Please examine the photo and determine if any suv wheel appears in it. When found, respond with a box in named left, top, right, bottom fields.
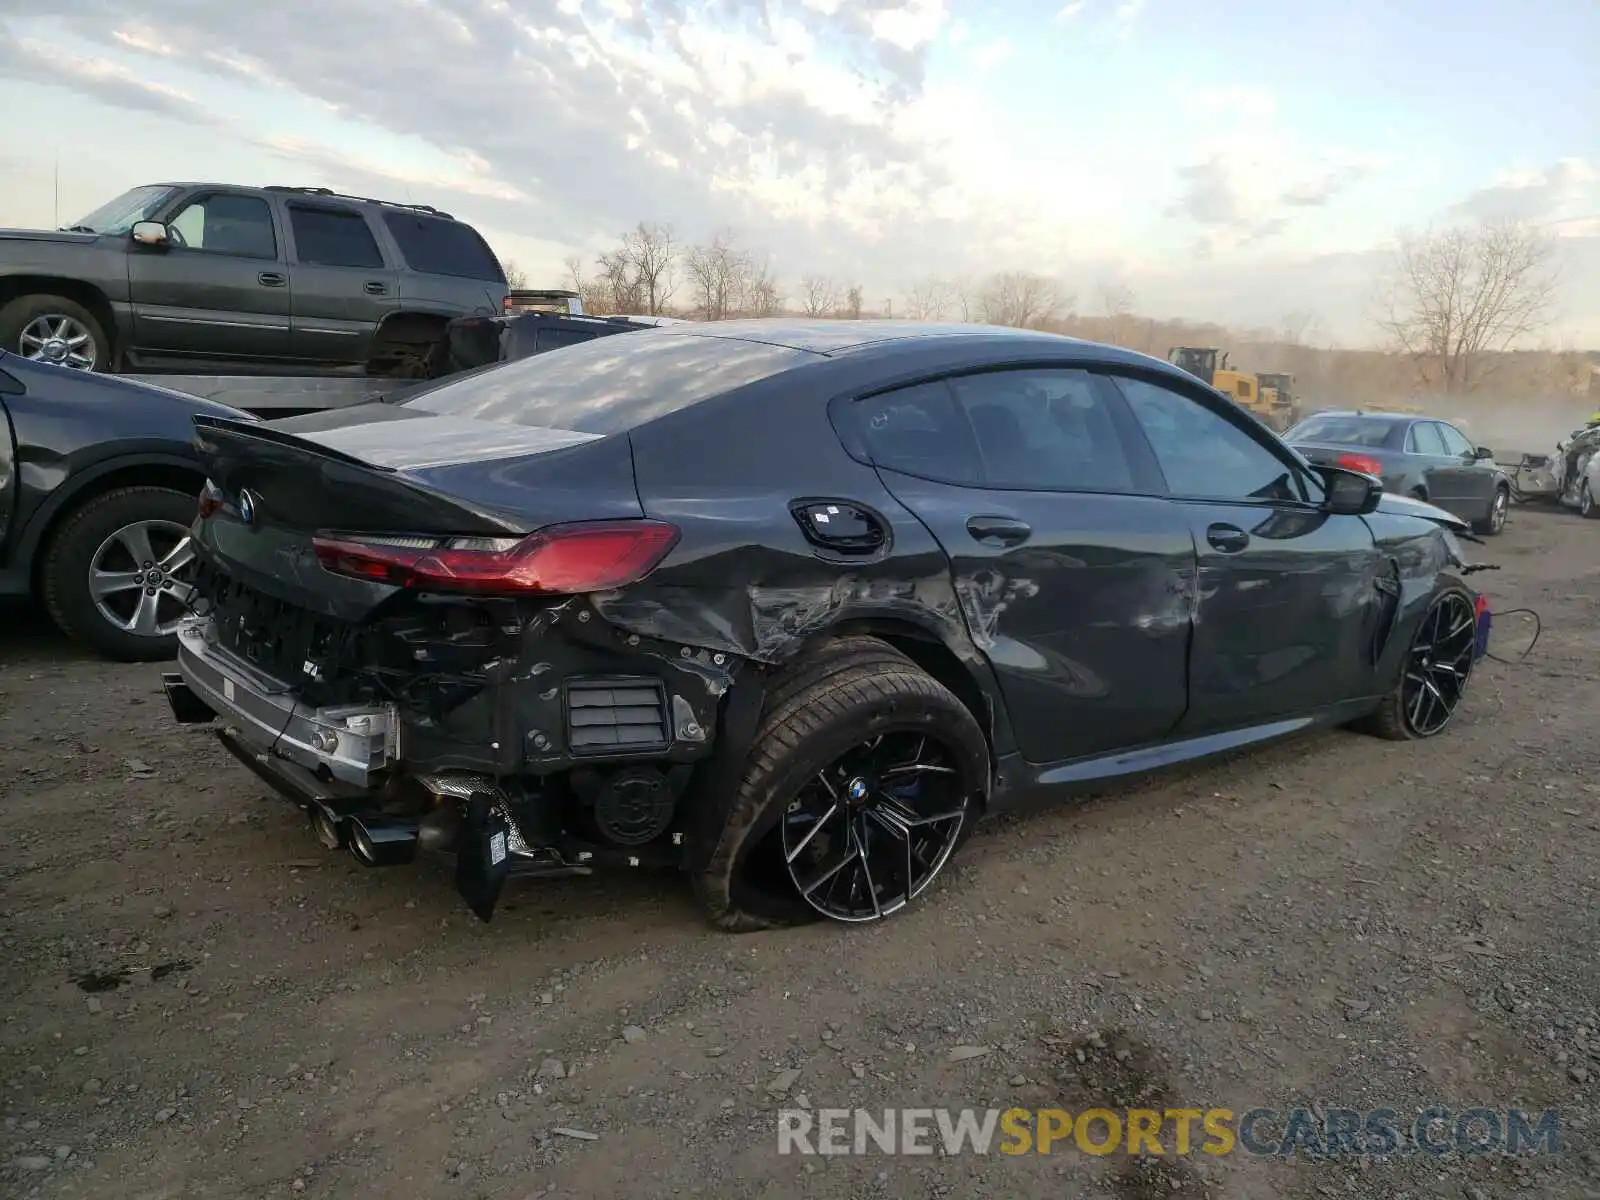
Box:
left=0, top=294, right=110, bottom=372
left=692, top=636, right=989, bottom=931
left=41, top=486, right=201, bottom=661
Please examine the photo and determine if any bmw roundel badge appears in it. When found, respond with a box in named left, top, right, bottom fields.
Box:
left=237, top=488, right=259, bottom=527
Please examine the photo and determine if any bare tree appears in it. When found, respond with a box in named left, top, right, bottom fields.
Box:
left=842, top=284, right=864, bottom=320
left=1096, top=280, right=1138, bottom=346
left=563, top=253, right=611, bottom=314
left=1376, top=218, right=1561, bottom=393
left=743, top=254, right=784, bottom=316
left=977, top=271, right=1069, bottom=329
left=799, top=275, right=837, bottom=318
left=1278, top=309, right=1319, bottom=346
left=501, top=259, right=529, bottom=290
left=685, top=230, right=749, bottom=321
left=595, top=247, right=643, bottom=313
left=904, top=277, right=953, bottom=321
left=623, top=222, right=676, bottom=315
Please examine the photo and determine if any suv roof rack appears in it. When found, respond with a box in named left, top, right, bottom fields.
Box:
left=262, top=185, right=453, bottom=220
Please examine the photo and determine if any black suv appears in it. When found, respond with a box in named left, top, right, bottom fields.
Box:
left=0, top=183, right=510, bottom=378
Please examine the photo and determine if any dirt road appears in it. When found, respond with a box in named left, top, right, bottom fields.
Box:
left=2, top=506, right=1597, bottom=1200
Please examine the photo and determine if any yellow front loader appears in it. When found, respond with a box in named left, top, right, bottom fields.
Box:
left=1167, top=347, right=1293, bottom=431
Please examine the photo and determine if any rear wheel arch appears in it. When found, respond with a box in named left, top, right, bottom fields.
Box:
left=787, top=616, right=1009, bottom=770
left=22, top=457, right=206, bottom=590
left=368, top=311, right=452, bottom=377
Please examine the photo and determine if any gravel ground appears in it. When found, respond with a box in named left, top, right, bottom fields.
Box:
left=1, top=504, right=1597, bottom=1200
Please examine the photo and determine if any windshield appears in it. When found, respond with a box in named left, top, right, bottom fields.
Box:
left=1286, top=415, right=1397, bottom=448
left=400, top=329, right=814, bottom=435
left=68, top=185, right=178, bottom=234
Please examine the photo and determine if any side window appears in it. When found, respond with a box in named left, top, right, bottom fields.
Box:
left=947, top=369, right=1139, bottom=492
left=382, top=212, right=505, bottom=281
left=1408, top=422, right=1447, bottom=455
left=288, top=205, right=385, bottom=269
left=1436, top=423, right=1474, bottom=457
left=166, top=194, right=278, bottom=259
left=1114, top=375, right=1304, bottom=502
left=855, top=381, right=981, bottom=485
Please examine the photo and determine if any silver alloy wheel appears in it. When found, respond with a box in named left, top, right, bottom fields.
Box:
left=1583, top=482, right=1593, bottom=517
left=18, top=313, right=97, bottom=370
left=1489, top=488, right=1508, bottom=532
left=88, top=520, right=198, bottom=638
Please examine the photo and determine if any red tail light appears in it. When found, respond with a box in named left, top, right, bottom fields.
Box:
left=197, top=480, right=223, bottom=519
left=1337, top=453, right=1384, bottom=477
left=311, top=520, right=680, bottom=595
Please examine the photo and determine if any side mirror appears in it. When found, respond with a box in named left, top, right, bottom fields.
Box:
left=1473, top=446, right=1495, bottom=460
left=1317, top=465, right=1382, bottom=516
left=131, top=221, right=169, bottom=246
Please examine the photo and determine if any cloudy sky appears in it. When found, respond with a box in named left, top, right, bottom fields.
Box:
left=1, top=0, right=1595, bottom=346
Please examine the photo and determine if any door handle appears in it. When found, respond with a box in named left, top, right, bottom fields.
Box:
left=257, top=272, right=286, bottom=287
left=966, top=516, right=1031, bottom=547
left=363, top=281, right=388, bottom=295
left=1206, top=523, right=1250, bottom=553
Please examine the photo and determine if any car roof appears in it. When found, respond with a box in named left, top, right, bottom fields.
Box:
left=1303, top=410, right=1414, bottom=424
left=665, top=318, right=1151, bottom=361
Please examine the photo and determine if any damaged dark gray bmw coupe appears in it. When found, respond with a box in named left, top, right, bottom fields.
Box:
left=163, top=319, right=1492, bottom=928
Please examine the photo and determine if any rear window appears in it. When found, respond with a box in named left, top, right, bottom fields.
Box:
left=400, top=331, right=815, bottom=435
left=1288, top=415, right=1397, bottom=448
left=381, top=212, right=505, bottom=282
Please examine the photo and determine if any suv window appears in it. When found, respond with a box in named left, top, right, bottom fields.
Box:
left=1408, top=422, right=1447, bottom=455
left=381, top=212, right=504, bottom=281
left=1114, top=375, right=1304, bottom=502
left=167, top=194, right=278, bottom=259
left=856, top=381, right=982, bottom=485
left=948, top=369, right=1138, bottom=492
left=402, top=330, right=812, bottom=435
left=1436, top=422, right=1475, bottom=457
left=288, top=205, right=385, bottom=269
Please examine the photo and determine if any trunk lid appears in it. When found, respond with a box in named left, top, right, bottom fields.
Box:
left=191, top=406, right=644, bottom=622
left=1289, top=440, right=1359, bottom=467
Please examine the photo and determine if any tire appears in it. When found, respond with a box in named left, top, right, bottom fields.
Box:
left=1581, top=481, right=1600, bottom=520
left=690, top=636, right=989, bottom=932
left=1472, top=485, right=1509, bottom=535
left=0, top=294, right=111, bottom=372
left=41, top=486, right=201, bottom=662
left=1355, top=580, right=1477, bottom=742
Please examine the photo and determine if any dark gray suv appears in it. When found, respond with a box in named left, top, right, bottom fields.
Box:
left=0, top=183, right=510, bottom=378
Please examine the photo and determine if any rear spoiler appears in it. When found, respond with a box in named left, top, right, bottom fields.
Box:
left=192, top=414, right=399, bottom=473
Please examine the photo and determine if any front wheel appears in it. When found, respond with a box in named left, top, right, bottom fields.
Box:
left=40, top=486, right=201, bottom=661
left=0, top=294, right=111, bottom=371
left=1356, top=584, right=1478, bottom=741
left=1472, top=486, right=1508, bottom=535
left=691, top=637, right=989, bottom=931
left=1582, top=481, right=1600, bottom=520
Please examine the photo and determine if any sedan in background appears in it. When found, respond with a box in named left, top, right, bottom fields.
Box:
left=1285, top=410, right=1510, bottom=535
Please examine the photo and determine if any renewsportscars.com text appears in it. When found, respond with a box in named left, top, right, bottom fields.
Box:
left=777, top=1106, right=1561, bottom=1158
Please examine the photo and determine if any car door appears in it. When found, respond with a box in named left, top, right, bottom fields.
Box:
left=848, top=368, right=1194, bottom=765
left=126, top=190, right=292, bottom=361
left=1430, top=421, right=1497, bottom=516
left=280, top=201, right=399, bottom=366
left=1106, top=372, right=1383, bottom=733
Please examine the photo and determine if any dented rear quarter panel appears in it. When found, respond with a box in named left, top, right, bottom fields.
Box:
left=600, top=352, right=1021, bottom=759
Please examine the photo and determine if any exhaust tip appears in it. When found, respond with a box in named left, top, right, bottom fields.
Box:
left=346, top=816, right=419, bottom=867
left=309, top=806, right=344, bottom=851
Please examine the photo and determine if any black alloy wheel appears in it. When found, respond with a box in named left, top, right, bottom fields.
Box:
left=1399, top=590, right=1478, bottom=737
left=779, top=731, right=969, bottom=923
